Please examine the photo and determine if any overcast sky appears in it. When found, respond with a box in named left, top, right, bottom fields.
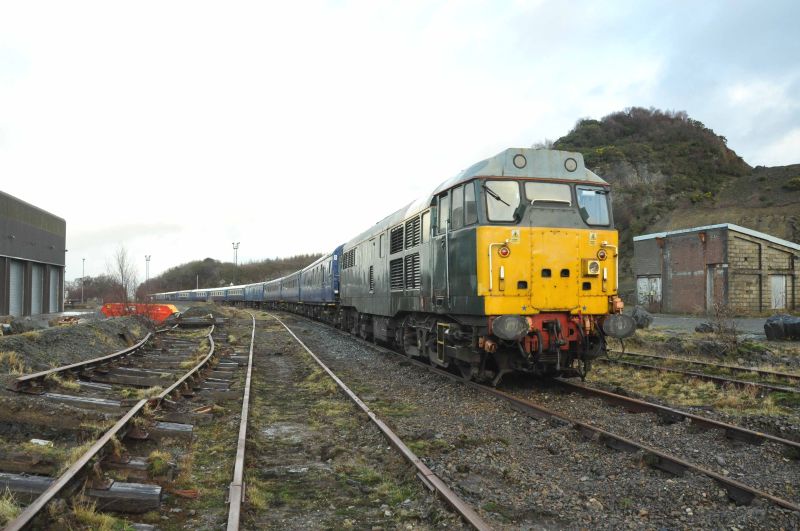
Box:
left=1, top=1, right=798, bottom=283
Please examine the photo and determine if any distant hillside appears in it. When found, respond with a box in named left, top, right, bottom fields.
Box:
left=553, top=107, right=800, bottom=294
left=138, top=254, right=322, bottom=297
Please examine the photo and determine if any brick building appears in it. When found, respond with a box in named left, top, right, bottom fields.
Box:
left=633, top=224, right=799, bottom=314
left=1, top=191, right=66, bottom=317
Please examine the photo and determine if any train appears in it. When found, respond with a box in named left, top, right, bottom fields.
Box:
left=153, top=148, right=635, bottom=384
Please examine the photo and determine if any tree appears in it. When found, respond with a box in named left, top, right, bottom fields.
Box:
left=107, top=246, right=139, bottom=304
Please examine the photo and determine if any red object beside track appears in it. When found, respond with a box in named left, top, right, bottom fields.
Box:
left=100, top=303, right=179, bottom=323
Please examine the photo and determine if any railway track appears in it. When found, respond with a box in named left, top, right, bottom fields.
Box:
left=2, top=314, right=255, bottom=530
left=266, top=313, right=488, bottom=530
left=598, top=352, right=800, bottom=395
left=281, top=313, right=800, bottom=526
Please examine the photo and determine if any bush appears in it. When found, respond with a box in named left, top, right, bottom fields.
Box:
left=782, top=176, right=800, bottom=191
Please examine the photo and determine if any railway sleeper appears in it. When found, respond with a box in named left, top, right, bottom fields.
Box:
left=0, top=471, right=161, bottom=513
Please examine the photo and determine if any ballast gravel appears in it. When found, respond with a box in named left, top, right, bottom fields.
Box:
left=279, top=313, right=800, bottom=530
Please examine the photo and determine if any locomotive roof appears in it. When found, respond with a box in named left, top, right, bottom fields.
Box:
left=431, top=148, right=608, bottom=196
left=344, top=148, right=609, bottom=249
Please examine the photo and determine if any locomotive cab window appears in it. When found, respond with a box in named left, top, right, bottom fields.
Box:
left=438, top=193, right=450, bottom=233
left=525, top=182, right=572, bottom=205
left=421, top=211, right=430, bottom=242
left=451, top=185, right=464, bottom=230
left=484, top=180, right=520, bottom=222
left=577, top=186, right=610, bottom=226
left=464, top=181, right=477, bottom=225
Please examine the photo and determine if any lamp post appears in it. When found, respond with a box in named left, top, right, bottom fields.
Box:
left=232, top=242, right=240, bottom=266
left=145, top=255, right=151, bottom=284
left=81, top=258, right=85, bottom=304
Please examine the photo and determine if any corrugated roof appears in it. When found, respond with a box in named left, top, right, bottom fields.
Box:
left=633, top=223, right=800, bottom=251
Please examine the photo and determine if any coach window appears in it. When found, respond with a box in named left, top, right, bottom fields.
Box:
left=438, top=193, right=450, bottom=233
left=421, top=211, right=430, bottom=242
left=451, top=185, right=464, bottom=230
left=465, top=181, right=477, bottom=225
left=484, top=180, right=520, bottom=222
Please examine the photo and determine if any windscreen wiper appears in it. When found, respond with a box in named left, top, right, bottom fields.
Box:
left=482, top=183, right=510, bottom=206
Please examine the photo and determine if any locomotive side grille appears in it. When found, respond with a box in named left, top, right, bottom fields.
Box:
left=390, top=226, right=404, bottom=254
left=342, top=249, right=356, bottom=269
left=390, top=258, right=404, bottom=291
left=404, top=252, right=421, bottom=289
left=405, top=217, right=421, bottom=248
left=369, top=266, right=375, bottom=292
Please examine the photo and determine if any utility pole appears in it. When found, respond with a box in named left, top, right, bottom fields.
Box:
left=232, top=242, right=240, bottom=266
left=81, top=258, right=85, bottom=304
left=145, top=255, right=151, bottom=284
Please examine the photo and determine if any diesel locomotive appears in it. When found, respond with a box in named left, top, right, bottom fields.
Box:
left=154, top=148, right=635, bottom=383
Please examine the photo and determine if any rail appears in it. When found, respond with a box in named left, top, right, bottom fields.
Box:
left=268, top=313, right=491, bottom=531
left=226, top=312, right=256, bottom=530
left=11, top=333, right=153, bottom=392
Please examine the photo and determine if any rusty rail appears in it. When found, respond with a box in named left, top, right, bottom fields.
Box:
left=6, top=326, right=217, bottom=530
left=268, top=313, right=491, bottom=531
left=608, top=349, right=800, bottom=384
left=226, top=312, right=256, bottom=531
left=598, top=357, right=800, bottom=395
left=11, top=333, right=153, bottom=392
left=556, top=379, right=800, bottom=451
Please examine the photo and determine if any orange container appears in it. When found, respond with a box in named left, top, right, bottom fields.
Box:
left=101, top=303, right=179, bottom=324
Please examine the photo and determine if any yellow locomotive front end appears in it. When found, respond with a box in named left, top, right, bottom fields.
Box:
left=449, top=149, right=635, bottom=382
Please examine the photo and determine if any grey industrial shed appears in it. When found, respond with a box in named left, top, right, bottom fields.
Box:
left=0, top=191, right=66, bottom=317
left=633, top=223, right=799, bottom=314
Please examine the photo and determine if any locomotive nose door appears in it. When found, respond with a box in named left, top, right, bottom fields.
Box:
left=531, top=229, right=580, bottom=310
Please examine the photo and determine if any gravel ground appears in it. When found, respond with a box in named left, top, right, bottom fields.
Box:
left=504, top=380, right=800, bottom=508
left=242, top=313, right=464, bottom=530
left=278, top=312, right=800, bottom=530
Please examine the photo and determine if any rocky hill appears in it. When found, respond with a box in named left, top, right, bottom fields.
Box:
left=554, top=107, right=800, bottom=290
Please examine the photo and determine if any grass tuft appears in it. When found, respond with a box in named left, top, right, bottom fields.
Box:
left=0, top=351, right=26, bottom=375
left=0, top=488, right=21, bottom=526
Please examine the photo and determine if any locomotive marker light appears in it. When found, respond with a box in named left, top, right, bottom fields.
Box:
left=583, top=259, right=600, bottom=276
left=564, top=157, right=578, bottom=172
left=513, top=154, right=527, bottom=169
left=597, top=249, right=607, bottom=260
left=498, top=245, right=511, bottom=258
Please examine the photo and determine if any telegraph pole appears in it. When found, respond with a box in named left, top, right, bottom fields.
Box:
left=232, top=242, right=240, bottom=266
left=145, top=255, right=151, bottom=284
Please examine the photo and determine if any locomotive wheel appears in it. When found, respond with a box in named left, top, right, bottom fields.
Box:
left=454, top=360, right=474, bottom=381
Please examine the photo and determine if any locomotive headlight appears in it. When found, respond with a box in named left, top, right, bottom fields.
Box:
left=498, top=245, right=511, bottom=258
left=597, top=249, right=607, bottom=261
left=492, top=315, right=529, bottom=340
left=583, top=259, right=600, bottom=276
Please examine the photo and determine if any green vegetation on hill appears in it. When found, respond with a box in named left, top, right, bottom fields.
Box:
left=137, top=254, right=322, bottom=297
left=553, top=107, right=765, bottom=292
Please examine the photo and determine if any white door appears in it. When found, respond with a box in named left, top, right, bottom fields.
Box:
left=9, top=261, right=24, bottom=317
left=636, top=276, right=661, bottom=306
left=771, top=275, right=787, bottom=310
